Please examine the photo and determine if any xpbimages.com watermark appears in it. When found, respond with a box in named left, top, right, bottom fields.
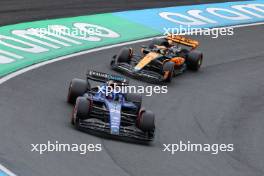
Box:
left=164, top=25, right=234, bottom=39
left=163, top=140, right=234, bottom=155
left=27, top=24, right=119, bottom=39
left=97, top=84, right=168, bottom=97
left=30, top=141, right=102, bottom=155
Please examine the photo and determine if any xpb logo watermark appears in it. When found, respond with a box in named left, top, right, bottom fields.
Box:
left=163, top=140, right=234, bottom=155
left=31, top=141, right=102, bottom=155
left=163, top=25, right=234, bottom=38
left=97, top=83, right=168, bottom=97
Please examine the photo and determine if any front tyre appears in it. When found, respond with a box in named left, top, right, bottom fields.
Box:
left=72, top=97, right=91, bottom=125
left=163, top=61, right=175, bottom=82
left=116, top=47, right=132, bottom=63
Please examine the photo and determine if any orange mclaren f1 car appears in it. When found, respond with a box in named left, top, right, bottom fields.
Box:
left=110, top=34, right=203, bottom=83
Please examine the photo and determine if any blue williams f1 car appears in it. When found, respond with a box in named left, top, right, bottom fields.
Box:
left=67, top=70, right=155, bottom=141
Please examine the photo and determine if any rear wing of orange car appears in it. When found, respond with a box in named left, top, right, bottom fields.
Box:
left=166, top=34, right=199, bottom=49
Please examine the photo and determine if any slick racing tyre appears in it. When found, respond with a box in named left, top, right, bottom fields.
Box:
left=67, top=78, right=90, bottom=104
left=72, top=97, right=91, bottom=128
left=137, top=110, right=155, bottom=132
left=149, top=38, right=169, bottom=49
left=186, top=50, right=203, bottom=71
left=116, top=47, right=132, bottom=63
left=75, top=97, right=91, bottom=120
left=126, top=93, right=142, bottom=110
left=163, top=61, right=175, bottom=82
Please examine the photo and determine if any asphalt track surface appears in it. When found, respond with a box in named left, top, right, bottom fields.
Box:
left=1, top=0, right=264, bottom=176
left=0, top=24, right=264, bottom=176
left=0, top=0, right=240, bottom=26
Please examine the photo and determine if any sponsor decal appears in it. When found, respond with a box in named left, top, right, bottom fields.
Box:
left=114, top=0, right=264, bottom=30
left=0, top=14, right=159, bottom=76
left=0, top=23, right=119, bottom=64
left=107, top=101, right=122, bottom=135
left=0, top=170, right=8, bottom=176
left=1, top=1, right=263, bottom=76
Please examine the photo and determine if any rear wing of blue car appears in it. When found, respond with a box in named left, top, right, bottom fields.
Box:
left=86, top=70, right=129, bottom=84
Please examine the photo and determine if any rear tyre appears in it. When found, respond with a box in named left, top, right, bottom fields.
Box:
left=186, top=50, right=203, bottom=71
left=126, top=93, right=142, bottom=110
left=67, top=78, right=90, bottom=104
left=149, top=38, right=169, bottom=49
left=163, top=61, right=175, bottom=82
left=116, top=47, right=132, bottom=63
left=137, top=110, right=155, bottom=132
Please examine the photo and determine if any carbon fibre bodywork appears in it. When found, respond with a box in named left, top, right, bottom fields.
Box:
left=70, top=71, right=155, bottom=141
left=110, top=51, right=187, bottom=83
left=110, top=35, right=202, bottom=83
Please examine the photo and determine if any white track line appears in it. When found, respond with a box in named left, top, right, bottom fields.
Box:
left=227, top=21, right=264, bottom=28
left=0, top=37, right=158, bottom=84
left=0, top=22, right=264, bottom=85
left=0, top=164, right=17, bottom=176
